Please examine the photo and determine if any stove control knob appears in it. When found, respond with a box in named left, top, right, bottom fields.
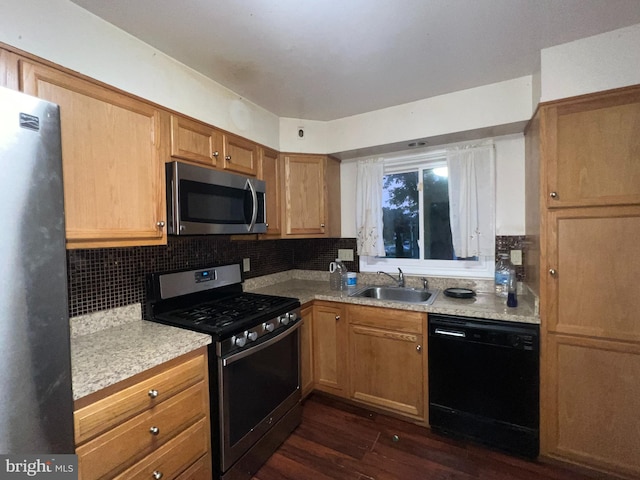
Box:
left=288, top=312, right=298, bottom=322
left=279, top=314, right=290, bottom=326
left=263, top=322, right=274, bottom=332
left=247, top=331, right=258, bottom=342
left=234, top=335, right=247, bottom=348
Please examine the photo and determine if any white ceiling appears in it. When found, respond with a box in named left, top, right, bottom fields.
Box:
left=70, top=0, right=640, bottom=121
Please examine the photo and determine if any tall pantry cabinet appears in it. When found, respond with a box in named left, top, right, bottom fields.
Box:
left=525, top=85, right=640, bottom=479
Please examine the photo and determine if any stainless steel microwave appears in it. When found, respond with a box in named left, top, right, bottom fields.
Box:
left=166, top=161, right=267, bottom=235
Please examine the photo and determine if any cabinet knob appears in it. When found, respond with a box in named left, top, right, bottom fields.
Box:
left=225, top=155, right=231, bottom=161
left=148, top=389, right=159, bottom=399
left=320, top=223, right=325, bottom=228
left=549, top=269, right=557, bottom=276
left=335, top=315, right=340, bottom=321
left=152, top=471, right=163, bottom=480
left=549, top=191, right=558, bottom=199
left=416, top=345, right=422, bottom=353
left=156, top=221, right=165, bottom=228
left=265, top=223, right=269, bottom=228
left=212, top=151, right=219, bottom=158
left=149, top=426, right=160, bottom=435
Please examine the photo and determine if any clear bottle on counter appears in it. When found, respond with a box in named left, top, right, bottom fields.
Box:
left=507, top=269, right=518, bottom=307
left=495, top=253, right=512, bottom=298
left=329, top=259, right=347, bottom=291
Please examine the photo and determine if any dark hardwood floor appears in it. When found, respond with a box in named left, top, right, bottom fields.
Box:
left=253, top=394, right=602, bottom=480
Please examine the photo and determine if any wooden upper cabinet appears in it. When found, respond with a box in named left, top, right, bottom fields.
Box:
left=223, top=133, right=258, bottom=176
left=542, top=86, right=640, bottom=208
left=0, top=48, right=20, bottom=90
left=282, top=154, right=341, bottom=238
left=170, top=114, right=222, bottom=167
left=20, top=60, right=168, bottom=248
left=545, top=205, right=640, bottom=343
left=258, top=147, right=281, bottom=236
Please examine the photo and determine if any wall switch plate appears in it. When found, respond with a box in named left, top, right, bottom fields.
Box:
left=338, top=249, right=354, bottom=262
left=243, top=258, right=250, bottom=272
left=510, top=249, right=522, bottom=266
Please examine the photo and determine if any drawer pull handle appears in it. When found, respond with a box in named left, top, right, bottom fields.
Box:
left=152, top=471, right=163, bottom=480
left=148, top=389, right=159, bottom=399
left=149, top=426, right=160, bottom=435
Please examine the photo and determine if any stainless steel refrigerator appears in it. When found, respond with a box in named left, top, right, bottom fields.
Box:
left=0, top=86, right=75, bottom=453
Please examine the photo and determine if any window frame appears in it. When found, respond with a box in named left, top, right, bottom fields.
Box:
left=359, top=150, right=494, bottom=279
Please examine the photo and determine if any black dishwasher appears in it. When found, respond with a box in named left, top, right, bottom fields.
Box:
left=428, top=314, right=539, bottom=458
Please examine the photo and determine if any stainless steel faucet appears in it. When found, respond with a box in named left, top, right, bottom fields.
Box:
left=377, top=268, right=405, bottom=287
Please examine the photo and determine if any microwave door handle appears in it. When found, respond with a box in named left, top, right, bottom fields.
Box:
left=246, top=179, right=258, bottom=232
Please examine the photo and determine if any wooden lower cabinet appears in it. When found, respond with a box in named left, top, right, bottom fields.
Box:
left=347, top=305, right=427, bottom=421
left=543, top=334, right=640, bottom=478
left=74, top=349, right=211, bottom=480
left=312, top=301, right=348, bottom=397
left=300, top=304, right=314, bottom=398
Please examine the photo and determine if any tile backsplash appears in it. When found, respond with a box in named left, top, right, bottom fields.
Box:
left=67, top=236, right=356, bottom=317
left=67, top=235, right=524, bottom=317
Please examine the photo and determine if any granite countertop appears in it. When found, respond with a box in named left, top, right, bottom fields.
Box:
left=245, top=271, right=539, bottom=324
left=70, top=304, right=211, bottom=401
left=71, top=270, right=537, bottom=402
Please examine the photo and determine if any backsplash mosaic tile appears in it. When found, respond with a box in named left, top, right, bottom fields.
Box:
left=67, top=236, right=356, bottom=317
left=67, top=236, right=524, bottom=317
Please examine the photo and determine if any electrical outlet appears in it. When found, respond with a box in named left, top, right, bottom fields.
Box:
left=510, top=249, right=522, bottom=266
left=338, top=249, right=354, bottom=261
left=243, top=258, right=250, bottom=272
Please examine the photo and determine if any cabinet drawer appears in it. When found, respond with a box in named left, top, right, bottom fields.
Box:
left=77, top=381, right=207, bottom=480
left=175, top=453, right=212, bottom=480
left=75, top=353, right=205, bottom=444
left=114, top=418, right=209, bottom=480
left=347, top=305, right=425, bottom=334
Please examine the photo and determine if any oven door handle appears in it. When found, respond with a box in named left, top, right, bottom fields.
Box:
left=223, top=321, right=301, bottom=366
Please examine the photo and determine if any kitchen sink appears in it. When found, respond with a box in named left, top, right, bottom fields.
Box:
left=349, top=286, right=439, bottom=305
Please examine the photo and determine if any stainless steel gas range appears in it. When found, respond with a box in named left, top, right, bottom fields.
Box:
left=146, top=263, right=302, bottom=480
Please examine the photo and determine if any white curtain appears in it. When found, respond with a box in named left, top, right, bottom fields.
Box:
left=356, top=158, right=386, bottom=257
left=446, top=144, right=495, bottom=258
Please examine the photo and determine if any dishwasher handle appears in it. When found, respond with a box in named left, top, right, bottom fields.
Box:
left=434, top=328, right=466, bottom=338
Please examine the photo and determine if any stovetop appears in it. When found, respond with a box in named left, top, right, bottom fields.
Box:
left=154, top=291, right=300, bottom=337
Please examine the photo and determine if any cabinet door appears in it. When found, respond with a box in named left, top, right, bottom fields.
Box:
left=283, top=154, right=327, bottom=236
left=348, top=305, right=426, bottom=419
left=543, top=334, right=640, bottom=478
left=258, top=147, right=281, bottom=236
left=543, top=86, right=640, bottom=208
left=312, top=302, right=347, bottom=397
left=223, top=133, right=258, bottom=176
left=170, top=114, right=222, bottom=167
left=545, top=206, right=640, bottom=342
left=300, top=305, right=314, bottom=398
left=0, top=49, right=19, bottom=89
left=21, top=60, right=167, bottom=248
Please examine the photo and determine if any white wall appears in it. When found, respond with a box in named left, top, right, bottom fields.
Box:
left=280, top=76, right=533, bottom=154
left=340, top=134, right=526, bottom=238
left=0, top=0, right=281, bottom=149
left=541, top=23, right=640, bottom=102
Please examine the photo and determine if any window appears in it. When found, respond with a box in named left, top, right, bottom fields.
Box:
left=360, top=149, right=494, bottom=278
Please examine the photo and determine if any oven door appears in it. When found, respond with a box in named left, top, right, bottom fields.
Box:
left=167, top=161, right=266, bottom=235
left=218, top=323, right=301, bottom=473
